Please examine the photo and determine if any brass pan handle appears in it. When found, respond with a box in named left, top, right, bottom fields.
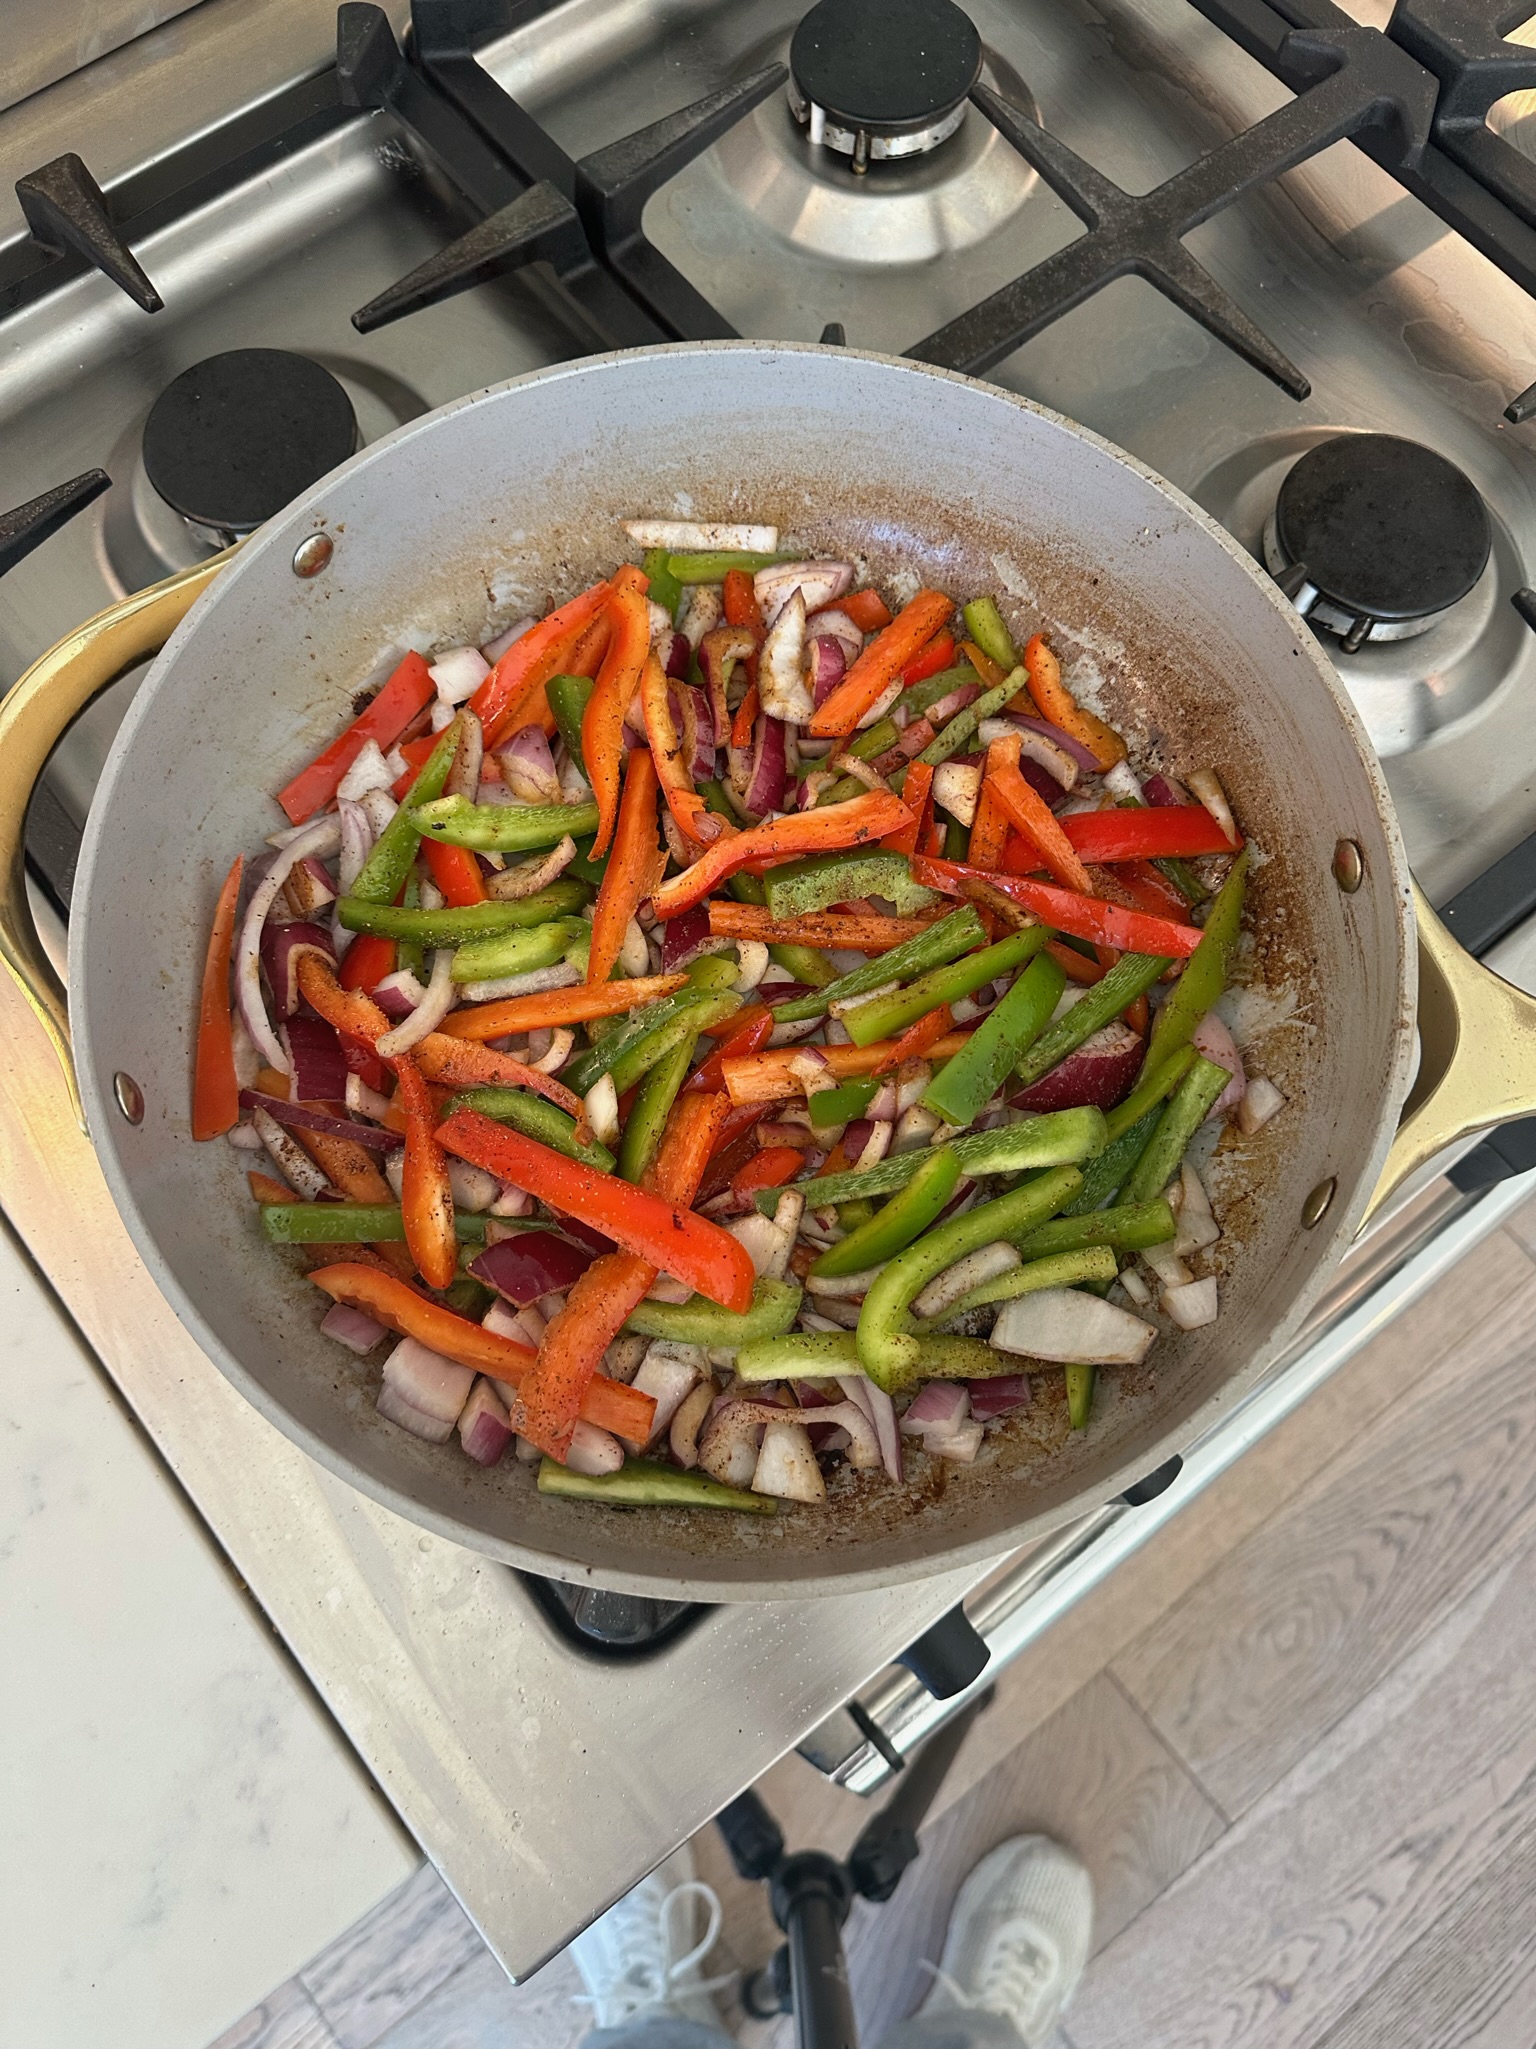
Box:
left=0, top=552, right=232, bottom=1125
left=1364, top=880, right=1536, bottom=1222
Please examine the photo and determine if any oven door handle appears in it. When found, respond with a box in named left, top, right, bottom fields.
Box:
left=0, top=551, right=231, bottom=1125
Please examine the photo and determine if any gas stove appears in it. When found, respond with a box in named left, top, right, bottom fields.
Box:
left=7, top=0, right=1536, bottom=1985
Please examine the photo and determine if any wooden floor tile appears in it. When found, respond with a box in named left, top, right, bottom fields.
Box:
left=366, top=1948, right=586, bottom=2049
left=299, top=1863, right=484, bottom=2049
left=206, top=1977, right=338, bottom=2049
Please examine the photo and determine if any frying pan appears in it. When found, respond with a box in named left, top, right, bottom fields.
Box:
left=2, top=342, right=1533, bottom=1602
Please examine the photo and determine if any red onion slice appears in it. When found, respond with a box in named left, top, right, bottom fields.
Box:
left=261, top=920, right=336, bottom=1019
left=498, top=724, right=562, bottom=804
left=1011, top=1021, right=1143, bottom=1114
left=469, top=1229, right=596, bottom=1305
left=372, top=969, right=427, bottom=1021
left=1143, top=773, right=1191, bottom=808
left=237, top=815, right=341, bottom=1073
left=1010, top=714, right=1101, bottom=774
left=968, top=1374, right=1032, bottom=1420
left=741, top=713, right=788, bottom=819
left=1192, top=1009, right=1246, bottom=1117
left=321, top=1301, right=388, bottom=1354
left=240, top=1089, right=398, bottom=1153
left=281, top=1014, right=351, bottom=1103
left=754, top=560, right=854, bottom=626
left=901, top=1381, right=970, bottom=1432
left=809, top=636, right=847, bottom=706
left=458, top=1378, right=513, bottom=1465
left=377, top=947, right=458, bottom=1057
left=378, top=1338, right=475, bottom=1443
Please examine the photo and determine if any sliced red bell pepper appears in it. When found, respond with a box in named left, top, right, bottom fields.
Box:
left=305, top=1262, right=655, bottom=1440
left=340, top=1033, right=391, bottom=1091
left=1061, top=805, right=1239, bottom=863
left=732, top=1145, right=803, bottom=1194
left=650, top=789, right=913, bottom=920
left=826, top=587, right=893, bottom=633
left=901, top=629, right=956, bottom=688
left=880, top=760, right=932, bottom=855
left=390, top=731, right=439, bottom=799
left=640, top=647, right=727, bottom=849
left=391, top=1054, right=457, bottom=1290
left=470, top=578, right=612, bottom=748
left=874, top=1003, right=954, bottom=1073
left=192, top=854, right=244, bottom=1140
left=587, top=746, right=665, bottom=984
left=723, top=567, right=764, bottom=632
left=687, top=1006, right=773, bottom=1093
left=1013, top=633, right=1127, bottom=769
left=911, top=855, right=1205, bottom=957
left=583, top=578, right=653, bottom=858
left=1093, top=858, right=1192, bottom=922
left=1049, top=940, right=1107, bottom=985
left=421, top=836, right=487, bottom=907
left=412, top=1035, right=590, bottom=1130
left=339, top=933, right=397, bottom=993
left=437, top=1110, right=755, bottom=1311
left=985, top=743, right=1094, bottom=894
left=277, top=652, right=434, bottom=825
left=809, top=589, right=956, bottom=737
left=730, top=680, right=760, bottom=752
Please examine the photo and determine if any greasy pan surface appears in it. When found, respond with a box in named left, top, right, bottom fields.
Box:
left=72, top=345, right=1415, bottom=1599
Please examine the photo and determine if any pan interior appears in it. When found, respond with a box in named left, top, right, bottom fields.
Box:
left=71, top=344, right=1413, bottom=1599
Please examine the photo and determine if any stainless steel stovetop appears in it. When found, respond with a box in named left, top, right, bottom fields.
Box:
left=6, top=0, right=1536, bottom=1984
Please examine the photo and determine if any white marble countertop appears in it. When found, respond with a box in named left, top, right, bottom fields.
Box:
left=0, top=1212, right=417, bottom=2049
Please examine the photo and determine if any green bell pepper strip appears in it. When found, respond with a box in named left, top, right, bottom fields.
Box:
left=840, top=928, right=1051, bottom=1048
left=808, top=1077, right=879, bottom=1130
left=1012, top=952, right=1170, bottom=1088
left=546, top=674, right=593, bottom=781
left=1115, top=797, right=1206, bottom=905
left=1144, top=848, right=1249, bottom=1072
left=618, top=1033, right=696, bottom=1183
left=961, top=596, right=1019, bottom=674
left=700, top=777, right=741, bottom=830
left=1102, top=1044, right=1198, bottom=1144
left=846, top=717, right=900, bottom=762
left=810, top=1146, right=962, bottom=1279
left=1013, top=1197, right=1177, bottom=1262
left=918, top=671, right=1024, bottom=768
left=562, top=957, right=739, bottom=1094
left=338, top=883, right=588, bottom=945
left=261, top=1204, right=489, bottom=1244
left=1065, top=1361, right=1095, bottom=1431
left=440, top=1087, right=615, bottom=1170
left=624, top=1277, right=803, bottom=1345
left=766, top=1105, right=1108, bottom=1210
left=450, top=917, right=584, bottom=985
left=891, top=665, right=975, bottom=723
left=564, top=835, right=609, bottom=887
left=943, top=818, right=970, bottom=862
left=537, top=1457, right=776, bottom=1513
left=768, top=942, right=838, bottom=988
left=350, top=719, right=462, bottom=904
left=771, top=906, right=987, bottom=1025
left=736, top=1331, right=860, bottom=1379
left=920, top=950, right=1066, bottom=1127
left=762, top=850, right=939, bottom=919
left=926, top=1244, right=1118, bottom=1323
left=409, top=793, right=600, bottom=853
left=642, top=547, right=683, bottom=621
left=608, top=993, right=742, bottom=1097
left=395, top=871, right=424, bottom=979
left=814, top=773, right=871, bottom=808
left=1123, top=1054, right=1231, bottom=1203
left=856, top=1165, right=1084, bottom=1391
left=666, top=549, right=797, bottom=583
left=1061, top=1109, right=1161, bottom=1215
left=839, top=1198, right=876, bottom=1231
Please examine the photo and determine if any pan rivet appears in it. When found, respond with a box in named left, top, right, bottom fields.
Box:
left=1302, top=1176, right=1336, bottom=1229
left=292, top=532, right=333, bottom=578
left=1332, top=839, right=1364, bottom=892
left=113, top=1072, right=145, bottom=1125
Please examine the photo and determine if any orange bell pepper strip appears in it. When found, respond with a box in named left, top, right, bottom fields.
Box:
left=412, top=1036, right=590, bottom=1132
left=732, top=1145, right=803, bottom=1194
left=438, top=973, right=687, bottom=1042
left=911, top=855, right=1204, bottom=957
left=880, top=760, right=933, bottom=856
left=687, top=1006, right=774, bottom=1093
left=587, top=748, right=667, bottom=984
left=639, top=649, right=729, bottom=851
left=339, top=932, right=397, bottom=993
left=297, top=954, right=392, bottom=1041
left=277, top=651, right=434, bottom=825
left=566, top=608, right=613, bottom=678
left=704, top=903, right=943, bottom=950
left=514, top=1092, right=729, bottom=1457
left=391, top=1054, right=457, bottom=1291
left=874, top=1004, right=954, bottom=1073
left=968, top=739, right=1013, bottom=873
left=723, top=567, right=765, bottom=632
left=730, top=680, right=760, bottom=750
left=720, top=1031, right=974, bottom=1106
left=421, top=836, right=487, bottom=907
left=808, top=589, right=955, bottom=737
left=650, top=789, right=912, bottom=920
left=985, top=742, right=1094, bottom=894
left=960, top=639, right=1007, bottom=690
left=1061, top=805, right=1237, bottom=862
left=826, top=587, right=893, bottom=633
left=1014, top=633, right=1127, bottom=770
left=192, top=854, right=244, bottom=1140
left=583, top=579, right=653, bottom=858
left=438, top=1110, right=755, bottom=1310
left=1049, top=940, right=1106, bottom=986
left=470, top=578, right=611, bottom=747
left=248, top=1169, right=293, bottom=1206
left=306, top=1262, right=655, bottom=1441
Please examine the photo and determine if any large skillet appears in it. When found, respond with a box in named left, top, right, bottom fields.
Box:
left=3, top=343, right=1534, bottom=1601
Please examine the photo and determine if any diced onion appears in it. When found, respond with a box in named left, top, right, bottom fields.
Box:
left=1162, top=1276, right=1219, bottom=1329
left=1238, top=1076, right=1285, bottom=1134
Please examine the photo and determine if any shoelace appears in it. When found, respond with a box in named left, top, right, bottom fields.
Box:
left=572, top=1880, right=733, bottom=2027
left=919, top=1923, right=1058, bottom=2038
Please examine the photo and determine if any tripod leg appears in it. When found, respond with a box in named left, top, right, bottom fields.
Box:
left=772, top=1852, right=858, bottom=2049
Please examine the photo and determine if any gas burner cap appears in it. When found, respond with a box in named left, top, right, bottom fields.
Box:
left=788, top=0, right=983, bottom=172
left=1264, top=433, right=1491, bottom=651
left=142, top=349, right=358, bottom=540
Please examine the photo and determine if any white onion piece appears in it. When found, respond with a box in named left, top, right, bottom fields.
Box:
left=1162, top=1276, right=1219, bottom=1329
left=1187, top=766, right=1240, bottom=847
left=585, top=1074, right=620, bottom=1148
left=376, top=947, right=457, bottom=1056
left=894, top=1063, right=932, bottom=1114
left=1117, top=1266, right=1153, bottom=1308
left=529, top=1027, right=574, bottom=1075
left=894, top=1104, right=944, bottom=1152
left=759, top=587, right=813, bottom=722
left=446, top=1159, right=499, bottom=1212
left=623, top=519, right=777, bottom=551
left=835, top=1374, right=902, bottom=1480
left=236, top=816, right=341, bottom=1073
left=806, top=606, right=864, bottom=662
left=867, top=1079, right=900, bottom=1122
left=754, top=560, right=854, bottom=626
left=789, top=1047, right=833, bottom=1093
left=646, top=1274, right=694, bottom=1304
left=913, top=1241, right=1021, bottom=1320
left=800, top=1309, right=854, bottom=1334
left=734, top=940, right=770, bottom=991
left=991, top=1288, right=1157, bottom=1365
left=933, top=760, right=981, bottom=827
left=337, top=798, right=373, bottom=896
left=346, top=1071, right=394, bottom=1122
left=830, top=981, right=898, bottom=1019
left=429, top=700, right=456, bottom=732
left=1013, top=727, right=1081, bottom=790
left=378, top=1338, right=474, bottom=1443
left=727, top=1193, right=801, bottom=1281
left=1101, top=759, right=1143, bottom=802
left=1173, top=1162, right=1221, bottom=1256
left=855, top=677, right=904, bottom=729
left=226, top=1120, right=263, bottom=1151
left=680, top=584, right=723, bottom=648
left=1142, top=1241, right=1193, bottom=1290
left=752, top=1417, right=827, bottom=1500
left=462, top=961, right=581, bottom=1004
left=383, top=1147, right=405, bottom=1199
left=486, top=836, right=577, bottom=901
left=231, top=1010, right=262, bottom=1089
left=360, top=786, right=399, bottom=835
left=698, top=1400, right=767, bottom=1486
left=489, top=1184, right=534, bottom=1217
left=920, top=1420, right=985, bottom=1464
left=1238, top=1076, right=1285, bottom=1135
left=429, top=645, right=491, bottom=706
left=853, top=1121, right=892, bottom=1172
left=320, top=1301, right=387, bottom=1354
left=805, top=1267, right=882, bottom=1300
left=670, top=1381, right=717, bottom=1468
left=1193, top=1009, right=1246, bottom=1118
left=458, top=1379, right=513, bottom=1466
left=623, top=1341, right=706, bottom=1450
left=564, top=1421, right=625, bottom=1476
left=337, top=738, right=395, bottom=801
left=646, top=598, right=674, bottom=642
left=481, top=1297, right=524, bottom=1342
left=618, top=917, right=650, bottom=978
left=481, top=616, right=535, bottom=664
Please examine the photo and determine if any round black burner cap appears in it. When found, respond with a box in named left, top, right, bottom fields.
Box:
left=142, top=349, right=357, bottom=534
left=1273, top=434, right=1491, bottom=624
left=790, top=0, right=982, bottom=134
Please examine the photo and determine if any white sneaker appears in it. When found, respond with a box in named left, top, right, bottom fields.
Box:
left=568, top=1844, right=730, bottom=2032
left=914, top=1835, right=1093, bottom=2048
